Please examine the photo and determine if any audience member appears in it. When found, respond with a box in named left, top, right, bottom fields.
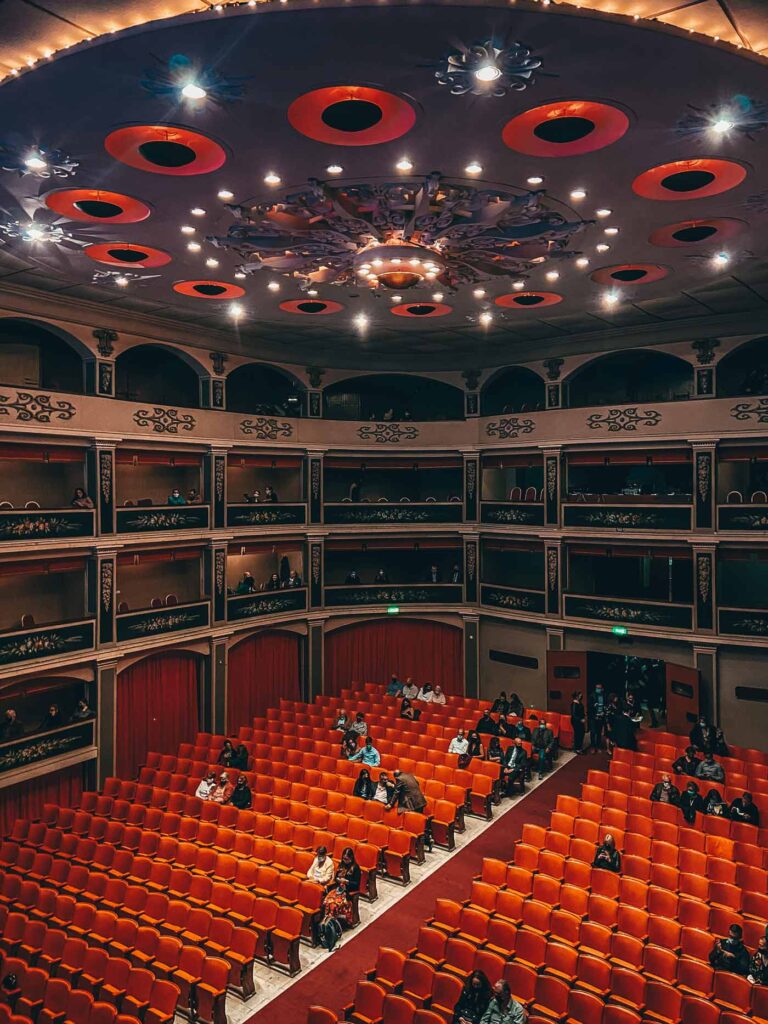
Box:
left=417, top=683, right=434, bottom=702
left=491, top=692, right=509, bottom=715
left=730, top=791, right=760, bottom=827
left=236, top=572, right=256, bottom=594
left=497, top=714, right=515, bottom=739
left=334, top=847, right=361, bottom=902
left=400, top=697, right=420, bottom=722
left=450, top=564, right=462, bottom=584
left=480, top=979, right=526, bottom=1024
left=286, top=569, right=302, bottom=587
left=432, top=685, right=446, bottom=705
left=476, top=710, right=498, bottom=736
left=502, top=738, right=528, bottom=795
left=593, top=833, right=621, bottom=872
left=349, top=736, right=381, bottom=766
left=696, top=753, right=725, bottom=783
left=195, top=771, right=217, bottom=800
left=345, top=570, right=361, bottom=585
left=672, top=746, right=701, bottom=777
left=217, top=740, right=235, bottom=767
left=401, top=678, right=419, bottom=700
left=512, top=718, right=531, bottom=742
left=709, top=924, right=750, bottom=976
left=265, top=572, right=281, bottom=591
left=265, top=485, right=278, bottom=503
left=187, top=489, right=203, bottom=504
left=229, top=774, right=252, bottom=809
left=461, top=731, right=485, bottom=767
left=350, top=712, right=367, bottom=737
left=508, top=693, right=524, bottom=717
left=373, top=772, right=394, bottom=805
left=340, top=731, right=358, bottom=759
left=714, top=727, right=730, bottom=757
left=353, top=768, right=375, bottom=800
left=690, top=716, right=716, bottom=754
left=248, top=489, right=261, bottom=503
left=387, top=770, right=427, bottom=814
left=335, top=710, right=349, bottom=732
left=531, top=720, right=555, bottom=780
left=448, top=729, right=468, bottom=756
left=38, top=703, right=62, bottom=732
left=70, top=699, right=93, bottom=722
left=679, top=781, right=705, bottom=824
left=234, top=743, right=249, bottom=770
left=748, top=937, right=768, bottom=986
left=426, top=564, right=442, bottom=583
left=570, top=691, right=586, bottom=754
left=650, top=774, right=680, bottom=804
left=211, top=772, right=234, bottom=804
left=588, top=683, right=607, bottom=752
left=386, top=674, right=402, bottom=697
left=453, top=970, right=493, bottom=1024
left=167, top=488, right=186, bottom=505
left=373, top=568, right=389, bottom=584
left=486, top=736, right=503, bottom=764
left=307, top=846, right=334, bottom=886
left=609, top=708, right=638, bottom=751
left=0, top=709, right=23, bottom=741
left=704, top=789, right=730, bottom=817
left=71, top=487, right=94, bottom=509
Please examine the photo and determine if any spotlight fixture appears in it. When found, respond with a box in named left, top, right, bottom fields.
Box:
left=475, top=63, right=502, bottom=83
left=115, top=275, right=129, bottom=287
left=181, top=225, right=195, bottom=235
left=191, top=207, right=206, bottom=217
left=354, top=313, right=369, bottom=330
left=604, top=227, right=619, bottom=235
left=545, top=270, right=559, bottom=281
left=230, top=302, right=244, bottom=319
left=479, top=311, right=493, bottom=325
left=264, top=171, right=281, bottom=186
left=234, top=271, right=246, bottom=279
left=432, top=291, right=444, bottom=301
left=596, top=208, right=612, bottom=218
left=437, top=39, right=542, bottom=98
left=187, top=241, right=201, bottom=252
left=267, top=281, right=280, bottom=292
left=217, top=189, right=234, bottom=200
left=527, top=175, right=544, bottom=185
left=306, top=289, right=319, bottom=297
left=205, top=257, right=219, bottom=268
left=465, top=161, right=483, bottom=175
left=181, top=82, right=207, bottom=100
left=396, top=156, right=414, bottom=172
left=512, top=280, right=526, bottom=290
left=603, top=291, right=620, bottom=307
left=576, top=257, right=590, bottom=268
left=712, top=251, right=731, bottom=267
left=391, top=295, right=402, bottom=302
left=24, top=153, right=47, bottom=171
left=711, top=118, right=735, bottom=135
left=596, top=243, right=610, bottom=253
left=352, top=242, right=445, bottom=290
left=326, top=164, right=343, bottom=175
left=570, top=188, right=587, bottom=200
left=473, top=288, right=486, bottom=299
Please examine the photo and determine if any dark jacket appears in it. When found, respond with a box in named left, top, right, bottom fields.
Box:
left=650, top=781, right=680, bottom=805
left=475, top=715, right=498, bottom=736
left=679, top=790, right=705, bottom=824
left=514, top=722, right=531, bottom=742
left=504, top=745, right=528, bottom=774
left=593, top=843, right=621, bottom=872
left=230, top=784, right=252, bottom=810
left=730, top=798, right=760, bottom=827
left=672, top=754, right=701, bottom=777
left=570, top=700, right=586, bottom=727
left=353, top=775, right=375, bottom=800
left=532, top=727, right=554, bottom=752
left=588, top=690, right=607, bottom=725
left=453, top=986, right=492, bottom=1024
left=390, top=773, right=427, bottom=813
left=710, top=937, right=750, bottom=975
left=690, top=723, right=716, bottom=754
left=335, top=862, right=361, bottom=896
left=491, top=697, right=509, bottom=716
left=609, top=713, right=638, bottom=751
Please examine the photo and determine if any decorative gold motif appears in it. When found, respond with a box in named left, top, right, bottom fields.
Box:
left=547, top=548, right=558, bottom=592
left=466, top=542, right=477, bottom=582
left=311, top=544, right=321, bottom=586
left=697, top=553, right=711, bottom=604
left=546, top=457, right=557, bottom=501
left=0, top=391, right=76, bottom=423
left=696, top=452, right=711, bottom=503
left=101, top=561, right=113, bottom=613
left=133, top=407, right=196, bottom=434
left=311, top=460, right=321, bottom=500
left=215, top=550, right=225, bottom=596
left=214, top=456, right=225, bottom=503
left=99, top=451, right=112, bottom=505
left=466, top=459, right=477, bottom=501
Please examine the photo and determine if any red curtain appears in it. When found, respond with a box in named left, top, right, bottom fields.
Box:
left=116, top=652, right=200, bottom=778
left=227, top=631, right=301, bottom=733
left=0, top=762, right=84, bottom=837
left=324, top=619, right=463, bottom=697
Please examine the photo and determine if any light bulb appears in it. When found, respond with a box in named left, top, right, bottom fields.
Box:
left=513, top=280, right=525, bottom=290
left=603, top=291, right=620, bottom=307
left=391, top=295, right=402, bottom=302
left=234, top=271, right=246, bottom=280
left=604, top=227, right=619, bottom=235
left=425, top=272, right=437, bottom=280
left=181, top=83, right=207, bottom=100
left=191, top=207, right=206, bottom=217
left=475, top=64, right=501, bottom=83
left=181, top=225, right=195, bottom=235
left=596, top=243, right=610, bottom=253
left=711, top=118, right=735, bottom=135
left=479, top=311, right=493, bottom=325
left=712, top=252, right=730, bottom=267
left=230, top=302, right=244, bottom=319
left=473, top=288, right=486, bottom=299
left=115, top=275, right=129, bottom=287
left=264, top=171, right=281, bottom=186
left=545, top=270, right=559, bottom=282
left=326, top=164, right=343, bottom=175
left=570, top=188, right=587, bottom=200
left=187, top=242, right=202, bottom=252
left=432, top=292, right=444, bottom=302
left=267, top=281, right=280, bottom=292
left=307, top=289, right=318, bottom=297
left=217, top=189, right=234, bottom=201
left=527, top=176, right=544, bottom=185
left=465, top=161, right=483, bottom=175
left=596, top=208, right=612, bottom=218
left=576, top=257, right=590, bottom=268
left=396, top=157, right=413, bottom=172
left=24, top=154, right=47, bottom=171
left=354, top=313, right=369, bottom=330
left=205, top=258, right=219, bottom=268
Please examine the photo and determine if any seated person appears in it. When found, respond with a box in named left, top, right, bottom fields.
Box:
left=502, top=738, right=528, bottom=794
left=512, top=718, right=531, bottom=742
left=38, top=703, right=63, bottom=732
left=749, top=937, right=768, bottom=986
left=450, top=564, right=462, bottom=584
left=497, top=714, right=515, bottom=739
left=341, top=731, right=358, bottom=759
left=71, top=487, right=94, bottom=509
left=234, top=743, right=249, bottom=770
left=350, top=712, right=367, bottom=736
left=248, top=489, right=261, bottom=503
left=335, top=710, right=350, bottom=732
left=459, top=730, right=485, bottom=769
left=672, top=746, right=701, bottom=777
left=229, top=775, right=252, bottom=809
left=345, top=570, right=361, bottom=585
left=730, top=791, right=760, bottom=827
left=264, top=485, right=278, bottom=502
left=187, top=489, right=203, bottom=504
left=401, top=678, right=419, bottom=700
left=508, top=693, right=524, bottom=718
left=70, top=699, right=94, bottom=722
left=236, top=571, right=256, bottom=594
left=453, top=970, right=493, bottom=1024
left=704, top=788, right=730, bottom=817
left=386, top=674, right=402, bottom=697
left=0, top=709, right=23, bottom=741
left=531, top=721, right=555, bottom=780
left=348, top=737, right=380, bottom=766
left=373, top=568, right=389, bottom=584
left=372, top=771, right=394, bottom=805
left=679, top=780, right=705, bottom=824
left=593, top=833, right=621, bottom=872
left=709, top=924, right=750, bottom=976
left=448, top=729, right=468, bottom=756
left=168, top=488, right=186, bottom=505
left=650, top=774, right=680, bottom=804
left=696, top=753, right=725, bottom=783
left=264, top=572, right=281, bottom=590
left=425, top=564, right=441, bottom=584
left=400, top=697, right=421, bottom=722
left=416, top=683, right=434, bottom=703
left=480, top=980, right=526, bottom=1024
left=217, top=740, right=236, bottom=767
left=211, top=772, right=234, bottom=804
left=307, top=846, right=334, bottom=886
left=285, top=569, right=302, bottom=587
left=195, top=771, right=217, bottom=800
left=475, top=710, right=498, bottom=736
left=432, top=685, right=446, bottom=705
left=353, top=768, right=375, bottom=800
left=491, top=692, right=509, bottom=715
left=486, top=736, right=503, bottom=765
left=714, top=728, right=730, bottom=757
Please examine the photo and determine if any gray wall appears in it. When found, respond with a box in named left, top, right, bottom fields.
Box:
left=718, top=646, right=768, bottom=751
left=479, top=618, right=548, bottom=709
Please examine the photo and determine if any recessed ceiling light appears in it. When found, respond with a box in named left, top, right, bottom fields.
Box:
left=596, top=243, right=610, bottom=253
left=425, top=271, right=437, bottom=281
left=604, top=227, right=619, bottom=235
left=24, top=225, right=44, bottom=241
left=432, top=292, right=444, bottom=302
left=181, top=225, right=195, bottom=235
left=307, top=289, right=318, bottom=297
left=513, top=280, right=526, bottom=290
left=545, top=270, right=560, bottom=281
left=354, top=313, right=369, bottom=330
left=479, top=311, right=493, bottom=325
left=712, top=251, right=730, bottom=267
left=391, top=295, right=402, bottom=302
left=603, top=291, right=620, bottom=308
left=396, top=156, right=413, bottom=172
left=205, top=257, right=219, bottom=268
left=187, top=242, right=201, bottom=252
left=596, top=208, right=612, bottom=218
left=474, top=64, right=501, bottom=83
left=191, top=207, right=206, bottom=217
left=115, top=275, right=129, bottom=287
left=326, top=164, right=343, bottom=175
left=576, top=257, right=590, bottom=268
left=181, top=83, right=207, bottom=100
left=711, top=118, right=735, bottom=135
left=527, top=175, right=544, bottom=185
left=465, top=161, right=483, bottom=175
left=24, top=154, right=47, bottom=171
left=217, top=189, right=234, bottom=201
left=234, top=271, right=246, bottom=279
left=267, top=281, right=280, bottom=292
left=570, top=188, right=587, bottom=200
left=229, top=302, right=244, bottom=320
left=473, top=288, right=486, bottom=299
left=264, top=171, right=281, bottom=186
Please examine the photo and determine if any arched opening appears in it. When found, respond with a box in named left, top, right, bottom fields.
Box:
left=323, top=374, right=465, bottom=421
left=717, top=337, right=768, bottom=398
left=226, top=363, right=305, bottom=416
left=227, top=630, right=301, bottom=733
left=115, top=344, right=202, bottom=408
left=481, top=366, right=546, bottom=416
left=565, top=350, right=693, bottom=408
left=0, top=318, right=86, bottom=394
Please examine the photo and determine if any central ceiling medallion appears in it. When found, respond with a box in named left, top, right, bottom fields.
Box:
left=208, top=173, right=587, bottom=292
left=435, top=40, right=544, bottom=98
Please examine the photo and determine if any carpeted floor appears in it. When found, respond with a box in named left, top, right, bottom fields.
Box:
left=246, top=751, right=603, bottom=1024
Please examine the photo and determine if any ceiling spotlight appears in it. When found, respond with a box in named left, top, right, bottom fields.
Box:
left=473, top=288, right=486, bottom=299
left=187, top=241, right=201, bottom=252
left=396, top=156, right=414, bottom=172
left=425, top=272, right=437, bottom=281
left=191, top=207, right=206, bottom=217
left=217, top=189, right=234, bottom=201
left=711, top=118, right=735, bottom=135
left=596, top=243, right=610, bottom=253
left=465, top=161, right=483, bottom=175
left=513, top=280, right=526, bottom=290
left=267, top=281, right=280, bottom=292
left=479, top=311, right=493, bottom=326
left=24, top=225, right=44, bottom=241
left=604, top=227, right=619, bottom=235
left=527, top=175, right=544, bottom=185
left=603, top=291, right=620, bottom=308
left=205, top=257, right=219, bottom=268
left=570, top=188, right=587, bottom=200
left=24, top=153, right=47, bottom=171
left=596, top=208, right=612, bottom=218
left=181, top=82, right=207, bottom=100
left=307, top=289, right=319, bottom=297
left=432, top=291, right=444, bottom=302
left=391, top=294, right=402, bottom=302
left=264, top=171, right=281, bottom=186
left=545, top=270, right=560, bottom=281
left=712, top=251, right=730, bottom=267
left=474, top=63, right=502, bottom=83
left=326, top=164, right=343, bottom=175
left=181, top=225, right=195, bottom=235
left=354, top=313, right=370, bottom=331
left=115, top=275, right=129, bottom=287
left=229, top=302, right=244, bottom=320
left=576, top=257, right=590, bottom=268
left=234, top=271, right=246, bottom=279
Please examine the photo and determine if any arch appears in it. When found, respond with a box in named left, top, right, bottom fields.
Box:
left=227, top=629, right=301, bottom=732
left=716, top=336, right=768, bottom=398
left=323, top=373, right=465, bottom=421
left=481, top=365, right=546, bottom=416
left=565, top=349, right=693, bottom=408
left=0, top=316, right=89, bottom=394
left=323, top=617, right=463, bottom=696
left=115, top=343, right=204, bottom=408
left=226, top=362, right=305, bottom=416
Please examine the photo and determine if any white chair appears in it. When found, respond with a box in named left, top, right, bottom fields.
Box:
left=509, top=486, right=522, bottom=501
left=24, top=500, right=40, bottom=510
left=524, top=486, right=537, bottom=502
left=751, top=490, right=767, bottom=504
left=400, top=497, right=411, bottom=503
left=0, top=501, right=12, bottom=509
left=726, top=490, right=743, bottom=504
left=425, top=496, right=437, bottom=503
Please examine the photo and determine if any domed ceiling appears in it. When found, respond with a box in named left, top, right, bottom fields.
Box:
left=0, top=0, right=768, bottom=369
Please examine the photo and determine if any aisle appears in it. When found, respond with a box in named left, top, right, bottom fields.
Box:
left=245, top=751, right=601, bottom=1023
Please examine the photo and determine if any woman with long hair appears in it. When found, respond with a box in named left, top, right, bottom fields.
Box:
left=453, top=970, right=493, bottom=1024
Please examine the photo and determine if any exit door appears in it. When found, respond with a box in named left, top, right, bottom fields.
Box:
left=665, top=662, right=700, bottom=734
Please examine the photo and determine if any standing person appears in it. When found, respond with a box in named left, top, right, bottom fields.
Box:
left=690, top=716, right=716, bottom=754
left=307, top=846, right=334, bottom=886
left=453, top=970, right=493, bottom=1024
left=531, top=720, right=555, bottom=780
left=480, top=979, right=527, bottom=1024
left=502, top=738, right=528, bottom=795
left=387, top=770, right=427, bottom=814
left=609, top=708, right=639, bottom=752
left=588, top=683, right=607, bottom=753
left=679, top=781, right=705, bottom=824
left=709, top=924, right=751, bottom=975
left=570, top=691, right=586, bottom=754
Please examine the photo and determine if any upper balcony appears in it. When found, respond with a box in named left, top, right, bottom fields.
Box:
left=116, top=449, right=209, bottom=534
left=226, top=540, right=307, bottom=622
left=480, top=453, right=544, bottom=527
left=226, top=453, right=306, bottom=528
left=717, top=547, right=768, bottom=640
left=716, top=444, right=768, bottom=533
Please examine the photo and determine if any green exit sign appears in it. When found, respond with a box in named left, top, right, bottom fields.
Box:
left=387, top=606, right=400, bottom=615
left=611, top=625, right=629, bottom=636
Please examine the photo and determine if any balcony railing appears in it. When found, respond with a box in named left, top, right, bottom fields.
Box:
left=718, top=607, right=768, bottom=638
left=115, top=600, right=210, bottom=642
left=227, top=587, right=307, bottom=622
left=564, top=593, right=693, bottom=630
left=324, top=501, right=462, bottom=525
left=481, top=584, right=546, bottom=614
left=481, top=501, right=544, bottom=526
left=116, top=504, right=210, bottom=533
left=0, top=720, right=95, bottom=777
left=0, top=508, right=95, bottom=543
left=227, top=503, right=307, bottom=527
left=324, top=583, right=463, bottom=607
left=0, top=619, right=95, bottom=667
left=563, top=502, right=692, bottom=531
left=717, top=504, right=768, bottom=531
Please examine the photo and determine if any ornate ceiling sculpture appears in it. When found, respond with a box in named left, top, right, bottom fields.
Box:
left=435, top=40, right=544, bottom=97
left=208, top=173, right=588, bottom=291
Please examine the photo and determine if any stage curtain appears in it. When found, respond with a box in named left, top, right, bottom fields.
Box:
left=116, top=652, right=200, bottom=778
left=0, top=762, right=84, bottom=837
left=227, top=631, right=301, bottom=733
left=324, top=619, right=463, bottom=697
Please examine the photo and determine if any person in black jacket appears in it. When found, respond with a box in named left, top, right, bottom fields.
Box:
left=491, top=692, right=509, bottom=715
left=709, top=925, right=750, bottom=975
left=475, top=710, right=498, bottom=736
left=508, top=693, right=524, bottom=718
left=704, top=789, right=730, bottom=818
left=609, top=709, right=638, bottom=752
left=650, top=774, right=680, bottom=805
left=587, top=684, right=607, bottom=752
left=690, top=716, right=716, bottom=754
left=570, top=692, right=586, bottom=754
left=453, top=969, right=493, bottom=1024
left=502, top=738, right=528, bottom=795
left=730, top=792, right=760, bottom=827
left=229, top=775, right=253, bottom=810
left=353, top=768, right=375, bottom=801
left=593, top=834, right=621, bottom=872
left=672, top=746, right=701, bottom=777
left=679, top=781, right=705, bottom=824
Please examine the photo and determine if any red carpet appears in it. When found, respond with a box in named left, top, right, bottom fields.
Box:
left=246, top=752, right=602, bottom=1023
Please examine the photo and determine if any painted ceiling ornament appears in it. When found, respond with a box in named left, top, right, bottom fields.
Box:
left=676, top=95, right=768, bottom=142
left=0, top=217, right=81, bottom=248
left=435, top=40, right=544, bottom=98
left=141, top=53, right=246, bottom=106
left=91, top=269, right=163, bottom=287
left=208, top=173, right=587, bottom=291
left=0, top=141, right=78, bottom=179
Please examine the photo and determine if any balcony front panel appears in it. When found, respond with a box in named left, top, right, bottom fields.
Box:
left=0, top=508, right=95, bottom=543
left=116, top=504, right=210, bottom=534
left=227, top=587, right=307, bottom=622
left=227, top=503, right=307, bottom=528
left=481, top=584, right=546, bottom=615
left=324, top=584, right=463, bottom=607
left=115, top=600, right=210, bottom=642
left=324, top=501, right=462, bottom=525
left=563, top=503, right=692, bottom=531
left=717, top=504, right=768, bottom=532
left=564, top=594, right=693, bottom=630
left=719, top=607, right=768, bottom=638
left=481, top=502, right=545, bottom=526
left=0, top=619, right=95, bottom=667
left=0, top=721, right=95, bottom=777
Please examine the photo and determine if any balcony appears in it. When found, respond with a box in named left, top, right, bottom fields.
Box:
left=324, top=500, right=462, bottom=525
left=227, top=502, right=307, bottom=528
left=718, top=607, right=768, bottom=638
left=228, top=587, right=307, bottom=622
left=324, top=583, right=462, bottom=607
left=116, top=503, right=210, bottom=534
left=564, top=594, right=693, bottom=630
left=717, top=503, right=768, bottom=532
left=563, top=500, right=692, bottom=531
left=0, top=507, right=95, bottom=543
left=115, top=600, right=210, bottom=642
left=0, top=720, right=95, bottom=777
left=0, top=618, right=95, bottom=667
left=481, top=584, right=546, bottom=615
left=481, top=501, right=544, bottom=526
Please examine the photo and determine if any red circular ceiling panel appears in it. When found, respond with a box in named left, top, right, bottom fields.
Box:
left=279, top=299, right=343, bottom=314
left=502, top=100, right=629, bottom=157
left=104, top=125, right=226, bottom=176
left=174, top=280, right=245, bottom=299
left=84, top=243, right=171, bottom=268
left=591, top=263, right=669, bottom=286
left=632, top=159, right=746, bottom=201
left=390, top=302, right=452, bottom=318
left=495, top=291, right=563, bottom=309
left=287, top=86, right=416, bottom=146
left=44, top=189, right=151, bottom=224
left=649, top=217, right=746, bottom=248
